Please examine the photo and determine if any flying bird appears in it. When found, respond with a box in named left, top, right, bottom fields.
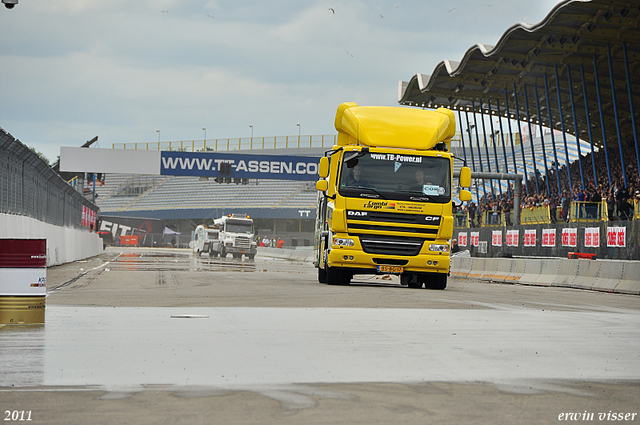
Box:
left=394, top=5, right=399, bottom=8
left=448, top=8, right=456, bottom=12
left=206, top=14, right=214, bottom=18
left=161, top=10, right=169, bottom=13
left=380, top=14, right=384, bottom=18
left=345, top=50, right=353, bottom=57
left=329, top=8, right=335, bottom=14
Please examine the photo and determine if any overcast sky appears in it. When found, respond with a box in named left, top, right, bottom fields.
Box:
left=1, top=0, right=562, bottom=164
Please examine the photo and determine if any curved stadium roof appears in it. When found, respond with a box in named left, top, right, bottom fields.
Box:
left=398, top=0, right=640, bottom=151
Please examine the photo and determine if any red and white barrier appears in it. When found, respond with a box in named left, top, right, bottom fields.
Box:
left=0, top=239, right=47, bottom=324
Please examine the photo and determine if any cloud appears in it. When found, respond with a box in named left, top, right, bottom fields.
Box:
left=1, top=0, right=562, bottom=163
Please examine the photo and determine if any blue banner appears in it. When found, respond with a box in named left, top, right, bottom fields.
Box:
left=160, top=151, right=320, bottom=181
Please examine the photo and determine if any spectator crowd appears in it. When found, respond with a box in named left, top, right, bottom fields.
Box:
left=459, top=141, right=640, bottom=226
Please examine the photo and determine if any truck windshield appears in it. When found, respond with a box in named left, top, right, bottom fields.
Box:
left=338, top=152, right=451, bottom=202
left=226, top=220, right=253, bottom=234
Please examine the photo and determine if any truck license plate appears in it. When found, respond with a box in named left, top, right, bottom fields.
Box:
left=377, top=265, right=403, bottom=273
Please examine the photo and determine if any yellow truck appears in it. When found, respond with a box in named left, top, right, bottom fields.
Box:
left=314, top=102, right=472, bottom=289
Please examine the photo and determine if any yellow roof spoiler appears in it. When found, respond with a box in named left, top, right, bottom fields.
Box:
left=334, top=103, right=455, bottom=150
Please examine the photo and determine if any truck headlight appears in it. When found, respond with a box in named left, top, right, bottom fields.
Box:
left=429, top=244, right=450, bottom=252
left=333, top=237, right=355, bottom=247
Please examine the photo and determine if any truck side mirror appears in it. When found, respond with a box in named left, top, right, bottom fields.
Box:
left=319, top=157, right=329, bottom=178
left=316, top=180, right=328, bottom=192
left=459, top=189, right=472, bottom=202
left=459, top=166, right=471, bottom=188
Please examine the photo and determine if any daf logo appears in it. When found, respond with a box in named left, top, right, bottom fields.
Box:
left=348, top=211, right=368, bottom=217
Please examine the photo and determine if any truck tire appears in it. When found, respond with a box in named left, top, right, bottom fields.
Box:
left=220, top=247, right=226, bottom=258
left=247, top=254, right=255, bottom=260
left=232, top=253, right=242, bottom=259
left=327, top=266, right=350, bottom=286
left=318, top=266, right=328, bottom=283
left=424, top=274, right=447, bottom=290
left=401, top=274, right=423, bottom=289
left=208, top=245, right=214, bottom=257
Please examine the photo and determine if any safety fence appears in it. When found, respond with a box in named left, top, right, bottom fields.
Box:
left=0, top=127, right=98, bottom=230
left=453, top=220, right=640, bottom=261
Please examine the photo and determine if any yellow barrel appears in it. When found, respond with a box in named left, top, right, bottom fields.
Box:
left=0, top=239, right=47, bottom=325
left=0, top=296, right=45, bottom=324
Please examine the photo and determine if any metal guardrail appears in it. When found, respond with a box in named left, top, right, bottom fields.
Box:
left=111, top=133, right=479, bottom=152
left=454, top=200, right=637, bottom=228
left=569, top=201, right=606, bottom=223
left=521, top=205, right=551, bottom=225
left=112, top=135, right=338, bottom=152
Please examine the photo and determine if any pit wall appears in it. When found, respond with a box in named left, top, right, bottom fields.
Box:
left=450, top=256, right=640, bottom=295
left=257, top=246, right=640, bottom=295
left=0, top=213, right=103, bottom=267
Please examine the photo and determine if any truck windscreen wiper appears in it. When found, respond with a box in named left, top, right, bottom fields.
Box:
left=351, top=186, right=387, bottom=199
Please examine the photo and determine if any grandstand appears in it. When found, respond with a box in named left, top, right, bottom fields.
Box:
left=92, top=145, right=325, bottom=246
left=92, top=129, right=590, bottom=245
left=96, top=175, right=317, bottom=218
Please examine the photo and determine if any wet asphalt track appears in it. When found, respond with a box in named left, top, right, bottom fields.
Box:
left=1, top=247, right=639, bottom=425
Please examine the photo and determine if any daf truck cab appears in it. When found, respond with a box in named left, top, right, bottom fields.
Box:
left=315, top=103, right=472, bottom=289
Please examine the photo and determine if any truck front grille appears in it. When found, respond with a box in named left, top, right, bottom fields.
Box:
left=235, top=236, right=251, bottom=248
left=348, top=223, right=437, bottom=236
left=359, top=235, right=424, bottom=256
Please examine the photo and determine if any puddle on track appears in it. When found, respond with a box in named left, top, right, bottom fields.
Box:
left=107, top=251, right=257, bottom=272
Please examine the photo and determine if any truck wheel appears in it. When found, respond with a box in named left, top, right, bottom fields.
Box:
left=327, top=267, right=350, bottom=285
left=208, top=245, right=214, bottom=257
left=232, top=253, right=242, bottom=259
left=247, top=254, right=255, bottom=260
left=401, top=274, right=422, bottom=289
left=425, top=274, right=447, bottom=290
left=318, top=266, right=328, bottom=283
left=220, top=248, right=226, bottom=258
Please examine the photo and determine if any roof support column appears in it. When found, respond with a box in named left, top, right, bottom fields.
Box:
left=512, top=84, right=530, bottom=195
left=471, top=101, right=488, bottom=201
left=623, top=42, right=639, bottom=182
left=487, top=99, right=503, bottom=197
left=543, top=74, right=562, bottom=195
left=593, top=55, right=613, bottom=185
left=534, top=83, right=552, bottom=195
left=464, top=110, right=480, bottom=200
left=554, top=64, right=573, bottom=191
left=523, top=84, right=541, bottom=194
left=580, top=65, right=598, bottom=187
left=504, top=89, right=520, bottom=183
left=607, top=44, right=627, bottom=188
left=566, top=65, right=585, bottom=190
left=479, top=100, right=496, bottom=199
left=456, top=109, right=468, bottom=165
left=495, top=100, right=512, bottom=198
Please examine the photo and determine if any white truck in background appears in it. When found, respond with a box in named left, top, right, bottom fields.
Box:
left=193, top=214, right=257, bottom=259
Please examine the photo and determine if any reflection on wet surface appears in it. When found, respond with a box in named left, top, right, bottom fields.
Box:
left=1, top=305, right=639, bottom=390
left=107, top=250, right=256, bottom=272
left=0, top=325, right=44, bottom=386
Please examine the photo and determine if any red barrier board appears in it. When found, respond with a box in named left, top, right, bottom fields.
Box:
left=0, top=239, right=47, bottom=268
